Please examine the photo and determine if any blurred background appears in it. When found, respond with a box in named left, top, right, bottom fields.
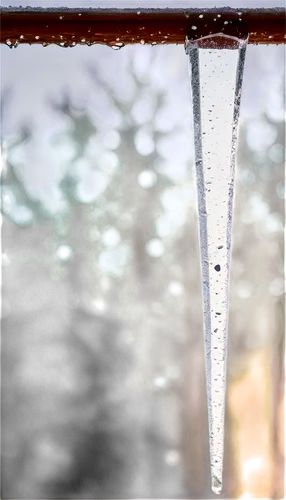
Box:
left=1, top=35, right=285, bottom=499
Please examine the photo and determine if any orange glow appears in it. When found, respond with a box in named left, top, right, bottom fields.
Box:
left=228, top=349, right=278, bottom=496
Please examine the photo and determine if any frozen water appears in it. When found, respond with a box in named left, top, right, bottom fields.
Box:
left=185, top=32, right=248, bottom=494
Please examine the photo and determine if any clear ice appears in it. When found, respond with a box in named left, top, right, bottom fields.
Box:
left=185, top=33, right=248, bottom=494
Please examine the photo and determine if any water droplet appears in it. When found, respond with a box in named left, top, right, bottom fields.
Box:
left=145, top=239, right=165, bottom=258
left=111, top=42, right=124, bottom=50
left=56, top=244, right=73, bottom=262
left=140, top=39, right=145, bottom=44
left=20, top=34, right=24, bottom=39
left=6, top=39, right=12, bottom=47
left=191, top=25, right=197, bottom=30
left=11, top=40, right=19, bottom=49
left=138, top=170, right=157, bottom=188
left=199, top=14, right=204, bottom=18
left=224, top=21, right=229, bottom=25
left=35, top=35, right=40, bottom=39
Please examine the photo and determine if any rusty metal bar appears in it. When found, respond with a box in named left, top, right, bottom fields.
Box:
left=0, top=7, right=285, bottom=47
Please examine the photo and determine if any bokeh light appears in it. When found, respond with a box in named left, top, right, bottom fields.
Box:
left=146, top=239, right=164, bottom=258
left=57, top=244, right=74, bottom=262
left=10, top=206, right=33, bottom=226
left=168, top=281, right=184, bottom=297
left=137, top=169, right=157, bottom=189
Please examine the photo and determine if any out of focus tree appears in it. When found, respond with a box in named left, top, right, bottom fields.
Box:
left=1, top=45, right=284, bottom=498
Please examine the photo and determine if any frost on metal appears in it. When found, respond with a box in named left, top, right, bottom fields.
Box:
left=185, top=30, right=248, bottom=495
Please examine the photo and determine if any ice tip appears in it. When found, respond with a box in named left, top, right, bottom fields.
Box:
left=211, top=475, right=222, bottom=495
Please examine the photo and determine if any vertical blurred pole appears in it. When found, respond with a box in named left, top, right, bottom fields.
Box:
left=223, top=176, right=274, bottom=499
left=177, top=223, right=210, bottom=498
left=266, top=135, right=285, bottom=498
left=228, top=154, right=285, bottom=498
left=228, top=347, right=281, bottom=496
left=183, top=276, right=209, bottom=498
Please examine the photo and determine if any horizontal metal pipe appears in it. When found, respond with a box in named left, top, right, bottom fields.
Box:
left=1, top=7, right=285, bottom=47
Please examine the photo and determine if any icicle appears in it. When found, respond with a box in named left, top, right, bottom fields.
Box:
left=185, top=27, right=248, bottom=495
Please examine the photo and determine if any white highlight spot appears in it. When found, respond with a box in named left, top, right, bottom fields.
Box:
left=76, top=169, right=108, bottom=203
left=168, top=281, right=184, bottom=296
left=56, top=244, right=73, bottom=262
left=138, top=170, right=157, bottom=188
left=145, top=239, right=165, bottom=258
left=153, top=376, right=167, bottom=389
left=11, top=205, right=33, bottom=227
left=236, top=280, right=253, bottom=299
left=102, top=227, right=121, bottom=247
